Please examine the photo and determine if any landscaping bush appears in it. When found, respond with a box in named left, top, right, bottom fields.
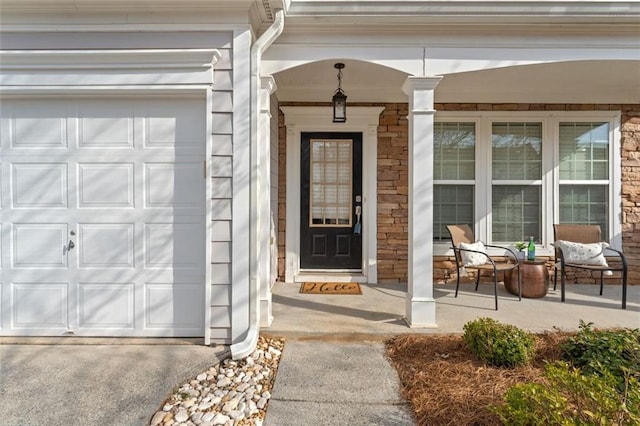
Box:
left=492, top=361, right=640, bottom=425
left=462, top=318, right=535, bottom=367
left=561, top=320, right=640, bottom=388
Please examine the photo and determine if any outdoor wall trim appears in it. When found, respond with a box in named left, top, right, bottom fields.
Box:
left=230, top=9, right=284, bottom=360
left=0, top=49, right=221, bottom=86
left=259, top=75, right=278, bottom=328
left=204, top=82, right=214, bottom=346
left=281, top=105, right=384, bottom=284
left=0, top=49, right=221, bottom=68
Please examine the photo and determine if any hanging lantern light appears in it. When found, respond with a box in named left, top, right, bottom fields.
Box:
left=332, top=63, right=347, bottom=123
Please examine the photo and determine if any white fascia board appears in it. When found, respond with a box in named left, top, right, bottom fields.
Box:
left=0, top=0, right=256, bottom=11
left=287, top=1, right=640, bottom=18
left=285, top=1, right=640, bottom=26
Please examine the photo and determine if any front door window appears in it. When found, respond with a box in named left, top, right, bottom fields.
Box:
left=310, top=139, right=353, bottom=226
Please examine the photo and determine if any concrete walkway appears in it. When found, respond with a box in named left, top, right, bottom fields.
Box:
left=0, top=281, right=636, bottom=425
left=0, top=341, right=228, bottom=426
left=261, top=281, right=639, bottom=425
left=265, top=340, right=416, bottom=426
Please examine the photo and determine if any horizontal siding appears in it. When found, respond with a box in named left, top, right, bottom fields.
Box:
left=212, top=113, right=233, bottom=134
left=211, top=135, right=233, bottom=156
left=211, top=156, right=232, bottom=177
left=211, top=242, right=231, bottom=263
left=211, top=221, right=231, bottom=241
left=209, top=44, right=234, bottom=345
left=210, top=306, right=232, bottom=328
left=211, top=178, right=232, bottom=199
left=209, top=328, right=232, bottom=342
left=211, top=199, right=232, bottom=220
left=210, top=282, right=231, bottom=305
left=212, top=91, right=233, bottom=113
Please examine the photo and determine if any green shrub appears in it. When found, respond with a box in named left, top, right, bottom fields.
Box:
left=561, top=321, right=640, bottom=388
left=462, top=318, right=535, bottom=367
left=492, top=361, right=640, bottom=425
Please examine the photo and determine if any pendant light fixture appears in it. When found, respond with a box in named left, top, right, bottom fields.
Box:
left=332, top=62, right=347, bottom=123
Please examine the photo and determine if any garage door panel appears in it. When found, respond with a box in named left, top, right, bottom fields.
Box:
left=6, top=100, right=68, bottom=149
left=145, top=162, right=204, bottom=208
left=78, top=223, right=135, bottom=269
left=145, top=99, right=205, bottom=148
left=78, top=283, right=134, bottom=329
left=78, top=163, right=134, bottom=208
left=77, top=101, right=134, bottom=148
left=146, top=283, right=204, bottom=330
left=12, top=283, right=68, bottom=328
left=13, top=223, right=68, bottom=268
left=145, top=223, right=203, bottom=269
left=12, top=163, right=67, bottom=208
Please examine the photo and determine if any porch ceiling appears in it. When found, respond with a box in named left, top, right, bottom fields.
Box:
left=273, top=59, right=640, bottom=104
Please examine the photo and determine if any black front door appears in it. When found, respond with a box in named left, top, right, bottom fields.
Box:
left=300, top=132, right=363, bottom=269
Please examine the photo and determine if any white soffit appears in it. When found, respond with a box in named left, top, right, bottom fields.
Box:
left=274, top=59, right=640, bottom=104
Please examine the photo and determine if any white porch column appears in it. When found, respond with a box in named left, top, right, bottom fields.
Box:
left=259, top=76, right=277, bottom=327
left=402, top=76, right=442, bottom=328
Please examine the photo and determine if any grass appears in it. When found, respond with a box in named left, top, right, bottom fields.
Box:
left=385, top=331, right=572, bottom=425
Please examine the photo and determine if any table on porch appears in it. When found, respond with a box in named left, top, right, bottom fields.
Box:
left=505, top=259, right=549, bottom=298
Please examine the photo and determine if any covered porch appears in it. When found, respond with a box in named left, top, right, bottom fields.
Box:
left=251, top=6, right=639, bottom=337
left=264, top=281, right=640, bottom=337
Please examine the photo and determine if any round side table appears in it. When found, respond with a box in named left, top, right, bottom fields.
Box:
left=505, top=259, right=549, bottom=298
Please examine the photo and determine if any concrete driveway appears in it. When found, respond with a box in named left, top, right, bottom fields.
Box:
left=0, top=341, right=228, bottom=426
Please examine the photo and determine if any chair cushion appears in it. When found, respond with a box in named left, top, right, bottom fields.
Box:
left=459, top=241, right=487, bottom=267
left=554, top=240, right=609, bottom=267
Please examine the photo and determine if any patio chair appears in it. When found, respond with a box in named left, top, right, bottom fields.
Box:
left=446, top=224, right=521, bottom=310
left=553, top=224, right=628, bottom=309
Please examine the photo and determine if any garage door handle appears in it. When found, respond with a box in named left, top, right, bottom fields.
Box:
left=67, top=240, right=75, bottom=251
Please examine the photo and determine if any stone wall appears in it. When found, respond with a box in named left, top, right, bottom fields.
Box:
left=621, top=106, right=640, bottom=283
left=377, top=104, right=409, bottom=283
left=277, top=103, right=640, bottom=285
left=277, top=109, right=287, bottom=280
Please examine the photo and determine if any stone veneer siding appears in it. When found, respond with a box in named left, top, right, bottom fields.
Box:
left=277, top=103, right=640, bottom=285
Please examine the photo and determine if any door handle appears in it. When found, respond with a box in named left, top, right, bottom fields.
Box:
left=354, top=206, right=362, bottom=236
left=67, top=240, right=75, bottom=251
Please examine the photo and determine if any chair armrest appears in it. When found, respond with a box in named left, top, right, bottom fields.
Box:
left=451, top=246, right=497, bottom=267
left=484, top=244, right=520, bottom=264
left=604, top=247, right=628, bottom=270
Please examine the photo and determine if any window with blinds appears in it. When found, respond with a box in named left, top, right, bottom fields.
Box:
left=433, top=122, right=475, bottom=240
left=432, top=112, right=618, bottom=248
left=310, top=139, right=352, bottom=227
left=558, top=122, right=610, bottom=239
left=491, top=122, right=542, bottom=242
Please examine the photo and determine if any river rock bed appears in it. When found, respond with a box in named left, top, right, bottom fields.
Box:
left=150, top=336, right=285, bottom=426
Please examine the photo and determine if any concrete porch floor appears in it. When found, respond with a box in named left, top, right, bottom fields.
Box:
left=263, top=281, right=640, bottom=339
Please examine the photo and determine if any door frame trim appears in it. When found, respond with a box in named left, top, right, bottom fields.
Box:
left=282, top=106, right=384, bottom=283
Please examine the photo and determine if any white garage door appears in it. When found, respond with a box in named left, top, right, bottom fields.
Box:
left=0, top=96, right=206, bottom=337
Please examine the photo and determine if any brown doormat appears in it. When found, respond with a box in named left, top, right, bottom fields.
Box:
left=299, top=282, right=362, bottom=295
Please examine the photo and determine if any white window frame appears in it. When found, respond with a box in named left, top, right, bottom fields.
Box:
left=433, top=118, right=479, bottom=241
left=434, top=111, right=621, bottom=256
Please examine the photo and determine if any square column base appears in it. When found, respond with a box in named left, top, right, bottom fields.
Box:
left=405, top=295, right=438, bottom=328
left=260, top=296, right=273, bottom=327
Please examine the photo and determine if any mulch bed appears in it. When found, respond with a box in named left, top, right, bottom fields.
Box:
left=385, top=332, right=572, bottom=425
